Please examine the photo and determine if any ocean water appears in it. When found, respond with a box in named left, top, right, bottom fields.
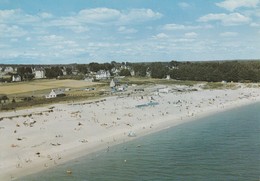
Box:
left=18, top=103, right=260, bottom=181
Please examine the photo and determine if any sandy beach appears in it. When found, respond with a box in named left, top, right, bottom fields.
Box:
left=1, top=83, right=260, bottom=180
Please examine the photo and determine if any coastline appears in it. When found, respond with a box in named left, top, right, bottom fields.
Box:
left=1, top=85, right=260, bottom=180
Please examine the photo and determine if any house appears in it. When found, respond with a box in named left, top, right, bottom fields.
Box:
left=130, top=70, right=135, bottom=76
left=34, top=68, right=45, bottom=79
left=84, top=77, right=94, bottom=82
left=166, top=75, right=171, bottom=80
left=146, top=68, right=151, bottom=77
left=12, top=75, right=21, bottom=82
left=45, top=88, right=65, bottom=99
left=95, top=70, right=110, bottom=80
left=4, top=66, right=14, bottom=73
left=111, top=68, right=120, bottom=76
left=62, top=68, right=67, bottom=76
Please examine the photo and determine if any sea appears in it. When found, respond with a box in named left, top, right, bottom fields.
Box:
left=17, top=102, right=260, bottom=181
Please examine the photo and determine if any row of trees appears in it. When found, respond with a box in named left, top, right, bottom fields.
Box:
left=129, top=61, right=260, bottom=83
left=168, top=61, right=260, bottom=82
left=3, top=60, right=260, bottom=82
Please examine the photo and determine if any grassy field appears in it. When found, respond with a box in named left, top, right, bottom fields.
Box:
left=116, top=77, right=201, bottom=86
left=0, top=79, right=101, bottom=95
left=1, top=77, right=237, bottom=111
left=0, top=79, right=108, bottom=111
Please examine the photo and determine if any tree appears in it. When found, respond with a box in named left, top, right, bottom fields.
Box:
left=89, top=62, right=101, bottom=72
left=119, top=69, right=131, bottom=76
left=45, top=67, right=63, bottom=78
left=132, top=63, right=147, bottom=77
left=76, top=64, right=88, bottom=74
left=169, top=60, right=180, bottom=68
left=150, top=62, right=168, bottom=79
left=0, top=95, right=9, bottom=103
left=66, top=67, right=73, bottom=75
left=17, top=67, right=34, bottom=81
left=103, top=63, right=113, bottom=71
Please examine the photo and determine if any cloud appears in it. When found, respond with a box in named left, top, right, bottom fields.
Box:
left=152, top=33, right=169, bottom=39
left=216, top=0, right=260, bottom=12
left=78, top=8, right=163, bottom=25
left=0, top=24, right=27, bottom=37
left=72, top=26, right=89, bottom=33
left=49, top=8, right=162, bottom=27
left=198, top=13, right=251, bottom=25
left=0, top=9, right=39, bottom=24
left=0, top=9, right=17, bottom=20
left=220, top=32, right=238, bottom=37
left=162, top=23, right=212, bottom=31
left=25, top=37, right=32, bottom=41
left=250, top=22, right=260, bottom=27
left=119, top=9, right=162, bottom=24
left=78, top=8, right=121, bottom=23
left=163, top=23, right=199, bottom=30
left=178, top=2, right=191, bottom=9
left=184, top=32, right=198, bottom=38
left=118, top=26, right=137, bottom=34
left=38, top=12, right=53, bottom=19
left=39, top=34, right=65, bottom=42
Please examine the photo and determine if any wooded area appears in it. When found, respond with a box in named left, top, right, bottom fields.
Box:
left=2, top=60, right=260, bottom=83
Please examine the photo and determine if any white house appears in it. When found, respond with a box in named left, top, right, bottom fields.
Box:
left=130, top=70, right=135, bottom=76
left=84, top=77, right=94, bottom=82
left=4, top=66, right=14, bottom=73
left=61, top=67, right=67, bottom=76
left=12, top=75, right=21, bottom=82
left=111, top=68, right=120, bottom=76
left=34, top=68, right=45, bottom=79
left=45, top=89, right=65, bottom=99
left=96, top=70, right=111, bottom=80
left=166, top=75, right=171, bottom=80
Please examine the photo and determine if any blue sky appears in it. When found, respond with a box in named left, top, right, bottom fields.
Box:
left=0, top=0, right=260, bottom=64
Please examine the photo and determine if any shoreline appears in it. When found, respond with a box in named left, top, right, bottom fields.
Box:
left=1, top=85, right=260, bottom=180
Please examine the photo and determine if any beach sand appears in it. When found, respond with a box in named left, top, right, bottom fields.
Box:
left=1, top=83, right=260, bottom=180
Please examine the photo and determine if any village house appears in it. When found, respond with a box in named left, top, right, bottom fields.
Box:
left=4, top=66, right=14, bottom=73
left=95, top=70, right=111, bottom=80
left=166, top=75, right=171, bottom=80
left=130, top=69, right=135, bottom=76
left=61, top=67, right=67, bottom=76
left=34, top=68, right=46, bottom=79
left=84, top=77, right=94, bottom=82
left=45, top=88, right=65, bottom=99
left=12, top=75, right=22, bottom=82
left=111, top=67, right=120, bottom=76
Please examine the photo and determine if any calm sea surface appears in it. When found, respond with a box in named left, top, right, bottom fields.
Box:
left=18, top=103, right=260, bottom=181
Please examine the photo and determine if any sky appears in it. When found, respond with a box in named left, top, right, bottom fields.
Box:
left=0, top=0, right=260, bottom=64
